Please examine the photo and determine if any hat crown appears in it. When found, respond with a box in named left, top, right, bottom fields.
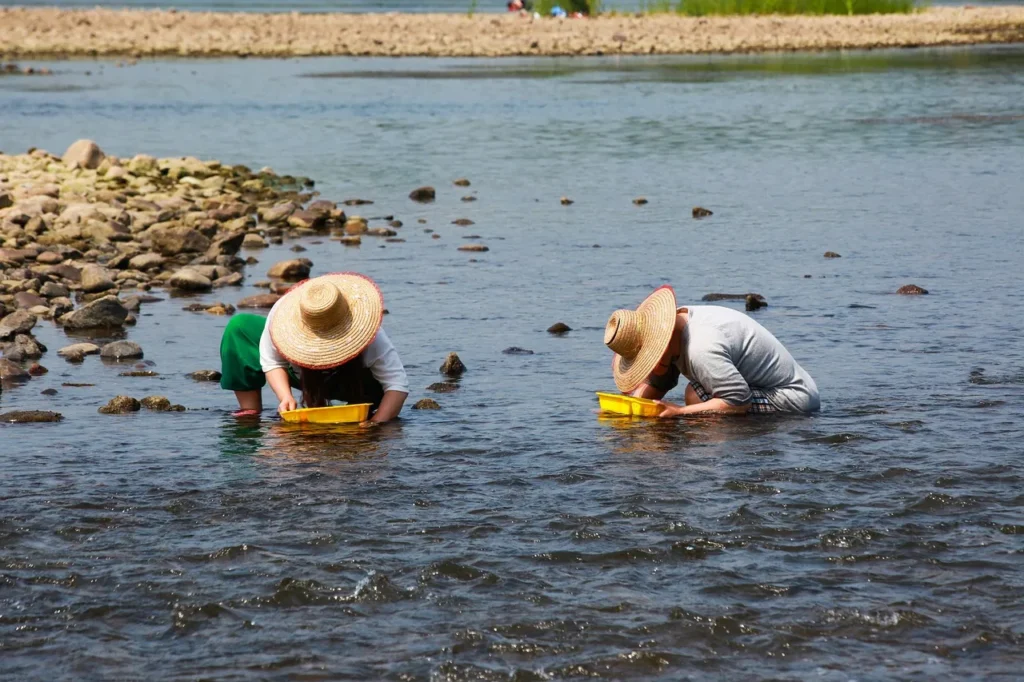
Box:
left=299, top=281, right=348, bottom=332
left=605, top=309, right=644, bottom=359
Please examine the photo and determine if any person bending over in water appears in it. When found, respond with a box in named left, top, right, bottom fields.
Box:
left=219, top=272, right=408, bottom=422
left=604, top=286, right=819, bottom=417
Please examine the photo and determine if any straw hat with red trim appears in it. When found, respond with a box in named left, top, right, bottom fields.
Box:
left=604, top=285, right=678, bottom=392
left=269, top=272, right=384, bottom=370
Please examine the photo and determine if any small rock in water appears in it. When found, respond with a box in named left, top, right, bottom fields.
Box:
left=439, top=352, right=466, bottom=377
left=412, top=398, right=441, bottom=410
left=824, top=251, right=842, bottom=258
left=28, top=363, right=48, bottom=376
left=80, top=265, right=116, bottom=294
left=409, top=186, right=436, bottom=203
left=427, top=382, right=459, bottom=393
left=187, top=369, right=222, bottom=382
left=633, top=197, right=648, bottom=205
left=120, top=370, right=159, bottom=377
left=290, top=245, right=307, bottom=253
left=461, top=195, right=477, bottom=203
left=343, top=198, right=373, bottom=206
left=100, top=340, right=144, bottom=360
left=339, top=235, right=362, bottom=246
left=141, top=395, right=172, bottom=411
left=0, top=310, right=37, bottom=340
left=458, top=244, right=488, bottom=252
left=0, top=358, right=30, bottom=381
left=58, top=343, right=100, bottom=358
left=267, top=258, right=312, bottom=281
left=237, top=294, right=280, bottom=309
left=453, top=178, right=471, bottom=187
left=503, top=347, right=535, bottom=355
left=547, top=322, right=571, bottom=335
left=0, top=410, right=63, bottom=423
left=98, top=395, right=141, bottom=414
left=168, top=268, right=213, bottom=292
left=897, top=284, right=929, bottom=295
left=560, top=196, right=574, bottom=205
left=41, top=388, right=58, bottom=396
left=702, top=293, right=765, bottom=303
left=692, top=206, right=713, bottom=218
left=745, top=294, right=767, bottom=311
left=452, top=218, right=475, bottom=226
left=61, top=296, right=128, bottom=330
left=242, top=233, right=268, bottom=249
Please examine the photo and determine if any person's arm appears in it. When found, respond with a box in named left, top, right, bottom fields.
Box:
left=655, top=397, right=749, bottom=418
left=266, top=367, right=297, bottom=414
left=371, top=391, right=407, bottom=423
left=362, top=330, right=409, bottom=423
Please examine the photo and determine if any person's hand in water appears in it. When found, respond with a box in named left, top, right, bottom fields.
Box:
left=655, top=400, right=684, bottom=418
left=278, top=396, right=297, bottom=414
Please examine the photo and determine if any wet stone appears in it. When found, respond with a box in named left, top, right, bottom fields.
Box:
left=140, top=395, right=172, bottom=411
left=461, top=196, right=477, bottom=202
left=237, top=294, right=280, bottom=309
left=41, top=388, right=58, bottom=396
left=452, top=218, right=474, bottom=226
left=633, top=197, right=648, bottom=205
left=28, top=362, right=48, bottom=376
left=692, top=206, right=713, bottom=218
left=560, top=196, right=574, bottom=205
left=267, top=258, right=312, bottom=281
left=458, top=244, right=488, bottom=252
left=547, top=322, right=572, bottom=335
left=702, top=293, right=766, bottom=303
left=413, top=398, right=441, bottom=410
left=0, top=310, right=37, bottom=340
left=0, top=358, right=30, bottom=381
left=745, top=294, right=767, bottom=311
left=824, top=251, right=842, bottom=258
left=100, top=340, right=144, bottom=360
left=187, top=370, right=222, bottom=382
left=120, top=370, right=159, bottom=377
left=409, top=186, right=436, bottom=203
left=897, top=284, right=929, bottom=295
left=439, top=352, right=466, bottom=377
left=59, top=342, right=101, bottom=358
left=0, top=410, right=63, bottom=423
left=61, top=296, right=128, bottom=330
left=98, top=395, right=141, bottom=414
left=503, top=347, right=535, bottom=355
left=428, top=382, right=459, bottom=393
left=453, top=178, right=471, bottom=187
left=168, top=268, right=213, bottom=292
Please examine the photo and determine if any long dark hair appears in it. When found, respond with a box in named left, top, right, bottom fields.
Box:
left=299, top=354, right=368, bottom=408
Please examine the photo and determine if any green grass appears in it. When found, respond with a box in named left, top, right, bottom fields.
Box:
left=673, top=0, right=916, bottom=15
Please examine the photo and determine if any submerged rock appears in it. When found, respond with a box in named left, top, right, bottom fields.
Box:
left=238, top=294, right=281, bottom=309
left=409, top=186, right=436, bottom=203
left=427, top=382, right=459, bottom=393
left=0, top=410, right=63, bottom=423
left=702, top=293, right=765, bottom=303
left=412, top=398, right=441, bottom=410
left=100, top=340, right=144, bottom=360
left=692, top=206, right=713, bottom=218
left=453, top=178, right=471, bottom=187
left=98, top=395, right=141, bottom=414
left=458, top=244, right=488, bottom=252
left=560, top=196, right=574, bottom=205
left=120, top=370, right=159, bottom=377
left=439, top=352, right=466, bottom=377
left=452, top=218, right=474, bottom=226
left=745, top=294, right=767, bottom=311
left=187, top=369, right=222, bottom=382
left=461, top=195, right=476, bottom=202
left=0, top=358, right=30, bottom=381
left=168, top=268, right=213, bottom=292
left=897, top=284, right=929, bottom=295
left=633, top=197, right=648, bottom=205
left=58, top=342, right=101, bottom=358
left=547, top=322, right=571, bottom=335
left=824, top=251, right=842, bottom=258
left=28, top=362, right=48, bottom=376
left=503, top=347, right=535, bottom=355
left=140, top=395, right=172, bottom=411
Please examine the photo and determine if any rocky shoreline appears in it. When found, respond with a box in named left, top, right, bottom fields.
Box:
left=0, top=140, right=422, bottom=413
left=1, top=7, right=1023, bottom=58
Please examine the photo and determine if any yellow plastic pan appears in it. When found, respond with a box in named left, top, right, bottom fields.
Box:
left=280, top=403, right=372, bottom=424
left=595, top=392, right=661, bottom=418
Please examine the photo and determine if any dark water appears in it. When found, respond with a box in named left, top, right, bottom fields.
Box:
left=2, top=47, right=1024, bottom=679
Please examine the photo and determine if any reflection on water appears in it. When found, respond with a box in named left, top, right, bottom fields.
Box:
left=2, top=46, right=1024, bottom=679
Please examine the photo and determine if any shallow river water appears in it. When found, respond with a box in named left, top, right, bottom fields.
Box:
left=2, top=47, right=1024, bottom=680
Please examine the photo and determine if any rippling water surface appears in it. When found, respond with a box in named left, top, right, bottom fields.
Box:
left=2, top=47, right=1024, bottom=679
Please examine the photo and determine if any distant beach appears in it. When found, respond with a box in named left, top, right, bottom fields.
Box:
left=1, top=6, right=1023, bottom=58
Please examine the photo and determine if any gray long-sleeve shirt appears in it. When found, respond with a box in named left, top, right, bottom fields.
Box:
left=646, top=305, right=820, bottom=414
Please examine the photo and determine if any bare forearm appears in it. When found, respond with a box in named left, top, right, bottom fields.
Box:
left=266, top=368, right=293, bottom=402
left=371, top=391, right=407, bottom=422
left=677, top=397, right=749, bottom=415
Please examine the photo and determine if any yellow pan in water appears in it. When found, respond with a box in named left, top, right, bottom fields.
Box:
left=280, top=403, right=372, bottom=424
left=595, top=392, right=661, bottom=418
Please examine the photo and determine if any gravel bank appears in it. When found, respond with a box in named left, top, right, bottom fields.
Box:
left=1, top=7, right=1023, bottom=58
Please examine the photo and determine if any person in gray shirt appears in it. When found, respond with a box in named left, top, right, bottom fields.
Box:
left=604, top=285, right=820, bottom=417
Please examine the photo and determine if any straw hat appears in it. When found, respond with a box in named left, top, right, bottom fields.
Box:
left=605, top=285, right=677, bottom=392
left=268, top=272, right=384, bottom=370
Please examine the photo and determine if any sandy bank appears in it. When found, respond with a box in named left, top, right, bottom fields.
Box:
left=1, top=7, right=1023, bottom=58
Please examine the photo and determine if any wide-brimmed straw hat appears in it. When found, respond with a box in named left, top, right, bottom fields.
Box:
left=269, top=272, right=384, bottom=370
left=605, top=285, right=677, bottom=392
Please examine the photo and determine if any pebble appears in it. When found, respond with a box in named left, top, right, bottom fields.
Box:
left=168, top=268, right=213, bottom=292
left=412, top=398, right=441, bottom=410
left=267, top=258, right=312, bottom=280
left=28, top=363, right=48, bottom=376
left=897, top=284, right=929, bottom=295
left=824, top=251, right=842, bottom=258
left=427, top=382, right=459, bottom=393
left=452, top=218, right=475, bottom=226
left=633, top=197, right=648, bottom=205
left=547, top=322, right=572, bottom=335
left=59, top=342, right=101, bottom=358
left=409, top=186, right=436, bottom=203
left=453, top=178, right=471, bottom=187
left=502, top=347, right=535, bottom=355
left=458, top=244, right=489, bottom=252
left=692, top=206, right=713, bottom=218
left=461, top=196, right=477, bottom=202
left=745, top=294, right=767, bottom=311
left=560, top=197, right=574, bottom=205
left=187, top=369, right=222, bottom=382
left=120, top=370, right=159, bottom=377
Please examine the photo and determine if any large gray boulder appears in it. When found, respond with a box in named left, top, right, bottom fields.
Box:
left=0, top=311, right=37, bottom=340
left=61, top=296, right=128, bottom=330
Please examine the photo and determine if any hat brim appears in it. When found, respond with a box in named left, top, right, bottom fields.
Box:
left=611, top=285, right=677, bottom=392
left=269, top=272, right=384, bottom=370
